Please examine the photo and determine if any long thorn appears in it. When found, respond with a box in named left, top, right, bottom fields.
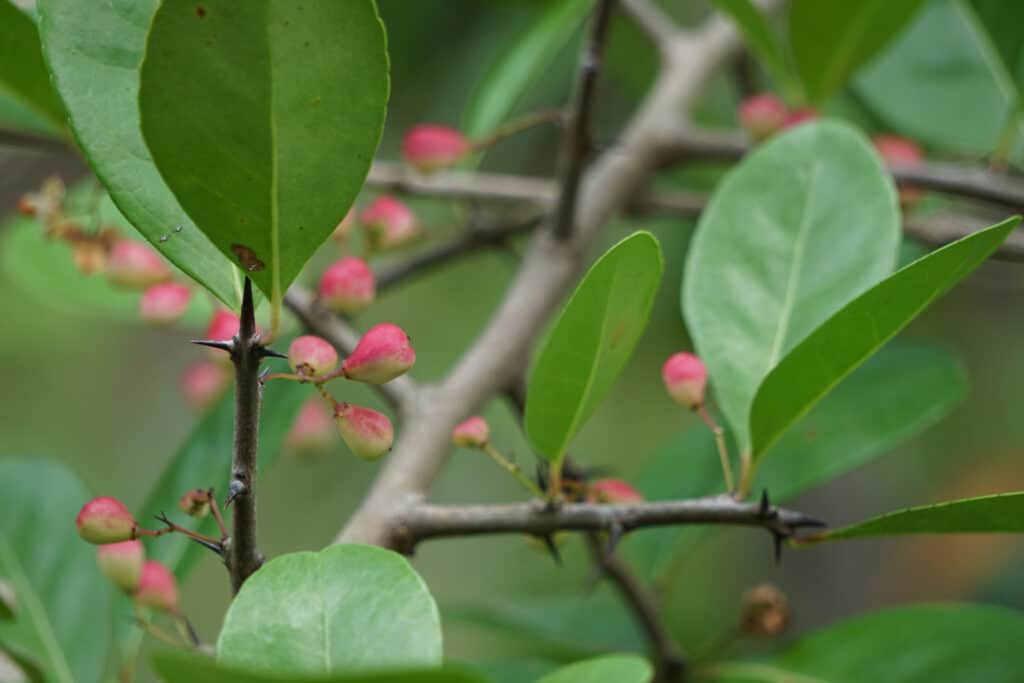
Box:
left=191, top=339, right=234, bottom=353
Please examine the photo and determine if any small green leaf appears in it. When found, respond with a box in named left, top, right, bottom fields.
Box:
left=750, top=217, right=1018, bottom=463
left=37, top=0, right=246, bottom=307
left=0, top=0, right=65, bottom=131
left=709, top=0, right=797, bottom=99
left=789, top=0, right=927, bottom=103
left=138, top=0, right=389, bottom=313
left=464, top=0, right=590, bottom=139
left=683, top=121, right=899, bottom=453
left=536, top=655, right=652, bottom=683
left=526, top=232, right=663, bottom=462
left=218, top=545, right=442, bottom=675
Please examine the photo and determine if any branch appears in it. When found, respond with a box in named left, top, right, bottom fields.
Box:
left=552, top=0, right=617, bottom=240
left=620, top=0, right=680, bottom=57
left=0, top=127, right=68, bottom=151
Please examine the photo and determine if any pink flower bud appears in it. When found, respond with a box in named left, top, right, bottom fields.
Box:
left=179, top=360, right=230, bottom=413
left=334, top=403, right=394, bottom=460
left=318, top=257, right=376, bottom=315
left=178, top=489, right=211, bottom=518
left=288, top=335, right=338, bottom=378
left=662, top=352, right=707, bottom=410
left=360, top=195, right=420, bottom=251
left=96, top=540, right=145, bottom=594
left=452, top=416, right=489, bottom=448
left=588, top=478, right=643, bottom=504
left=76, top=496, right=136, bottom=544
left=134, top=561, right=179, bottom=613
left=873, top=134, right=924, bottom=207
left=331, top=207, right=356, bottom=244
left=139, top=282, right=191, bottom=325
left=402, top=124, right=472, bottom=173
left=106, top=240, right=170, bottom=290
left=340, top=323, right=416, bottom=384
left=285, top=398, right=336, bottom=458
left=205, top=309, right=240, bottom=342
left=738, top=93, right=788, bottom=141
left=782, top=108, right=818, bottom=130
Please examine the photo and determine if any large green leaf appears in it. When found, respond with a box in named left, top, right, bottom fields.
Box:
left=218, top=545, right=442, bottom=675
left=526, top=232, right=663, bottom=462
left=37, top=0, right=245, bottom=308
left=750, top=217, right=1018, bottom=463
left=0, top=458, right=113, bottom=683
left=138, top=0, right=389, bottom=313
left=709, top=0, right=797, bottom=100
left=967, top=0, right=1024, bottom=90
left=536, top=655, right=652, bottom=683
left=0, top=0, right=65, bottom=131
left=683, top=121, right=899, bottom=453
left=788, top=0, right=926, bottom=103
left=463, top=0, right=589, bottom=139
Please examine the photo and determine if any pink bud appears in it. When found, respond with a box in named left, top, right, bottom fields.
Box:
left=341, top=323, right=416, bottom=384
left=139, top=282, right=191, bottom=325
left=334, top=403, right=394, bottom=460
left=402, top=124, right=472, bottom=173
left=588, top=478, right=644, bottom=504
left=178, top=489, right=211, bottom=518
left=452, top=416, right=489, bottom=448
left=76, top=496, right=136, bottom=544
left=205, top=309, right=240, bottom=341
left=332, top=207, right=356, bottom=244
left=285, top=398, right=336, bottom=458
left=360, top=195, right=420, bottom=251
left=179, top=360, right=230, bottom=413
left=738, top=93, right=788, bottom=141
left=662, top=352, right=707, bottom=410
left=106, top=240, right=170, bottom=290
left=873, top=135, right=924, bottom=207
left=318, top=257, right=376, bottom=315
left=288, top=335, right=338, bottom=378
left=782, top=108, right=818, bottom=130
left=134, top=561, right=179, bottom=613
left=96, top=540, right=145, bottom=593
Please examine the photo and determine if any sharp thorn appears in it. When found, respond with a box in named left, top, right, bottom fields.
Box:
left=606, top=522, right=623, bottom=557
left=191, top=339, right=234, bottom=352
left=182, top=617, right=202, bottom=646
left=189, top=536, right=224, bottom=556
left=759, top=489, right=771, bottom=517
left=225, top=480, right=246, bottom=508
left=258, top=346, right=288, bottom=360
left=541, top=534, right=562, bottom=567
left=772, top=530, right=784, bottom=565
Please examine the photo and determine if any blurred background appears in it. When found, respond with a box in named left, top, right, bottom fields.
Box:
left=3, top=0, right=1024, bottom=680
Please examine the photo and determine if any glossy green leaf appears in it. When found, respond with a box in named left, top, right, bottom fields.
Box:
left=218, top=544, right=442, bottom=675
left=526, top=232, right=663, bottom=462
left=750, top=217, right=1018, bottom=463
left=967, top=0, right=1024, bottom=90
left=709, top=0, right=796, bottom=99
left=37, top=0, right=245, bottom=308
left=464, top=0, right=589, bottom=139
left=0, top=0, right=65, bottom=131
left=683, top=121, right=899, bottom=453
left=153, top=652, right=481, bottom=683
left=138, top=0, right=389, bottom=310
left=536, top=655, right=652, bottom=683
left=0, top=458, right=113, bottom=683
left=789, top=0, right=926, bottom=103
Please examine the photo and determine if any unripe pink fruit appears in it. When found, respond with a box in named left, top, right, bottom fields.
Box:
left=873, top=134, right=924, bottom=206
left=341, top=323, right=416, bottom=384
left=588, top=478, right=644, bottom=504
left=180, top=360, right=231, bottom=413
left=76, top=496, right=136, bottom=544
left=178, top=489, right=211, bottom=518
left=334, top=403, right=394, bottom=460
left=332, top=207, right=356, bottom=243
left=360, top=195, right=420, bottom=251
left=318, top=257, right=376, bottom=315
left=106, top=240, right=170, bottom=290
left=782, top=108, right=818, bottom=129
left=662, top=352, right=707, bottom=410
left=738, top=94, right=788, bottom=141
left=134, top=561, right=179, bottom=613
left=205, top=309, right=240, bottom=342
left=288, top=335, right=338, bottom=378
left=403, top=124, right=472, bottom=173
left=452, top=416, right=489, bottom=448
left=139, top=282, right=191, bottom=325
left=96, top=540, right=145, bottom=593
left=285, top=398, right=336, bottom=457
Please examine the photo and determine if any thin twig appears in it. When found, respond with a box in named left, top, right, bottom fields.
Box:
left=619, top=0, right=680, bottom=57
left=0, top=127, right=68, bottom=151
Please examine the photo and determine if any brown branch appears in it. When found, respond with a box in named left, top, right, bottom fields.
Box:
left=0, top=127, right=68, bottom=152
left=620, top=0, right=680, bottom=57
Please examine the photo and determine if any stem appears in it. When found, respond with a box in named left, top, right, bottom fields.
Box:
left=737, top=450, right=753, bottom=500
left=697, top=405, right=735, bottom=495
left=472, top=108, right=563, bottom=149
left=482, top=443, right=544, bottom=497
left=548, top=460, right=564, bottom=501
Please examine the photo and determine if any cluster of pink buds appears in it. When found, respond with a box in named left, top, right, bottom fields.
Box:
left=402, top=124, right=472, bottom=174
left=872, top=134, right=924, bottom=207
left=318, top=256, right=376, bottom=315
left=738, top=93, right=818, bottom=141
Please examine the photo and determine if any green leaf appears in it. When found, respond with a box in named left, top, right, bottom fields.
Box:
left=152, top=652, right=482, bottom=683
left=750, top=217, right=1018, bottom=463
left=526, top=232, right=663, bottom=462
left=683, top=121, right=899, bottom=453
left=789, top=0, right=926, bottom=103
left=37, top=0, right=246, bottom=308
left=709, top=0, right=797, bottom=100
left=138, top=0, right=389, bottom=311
left=536, top=655, right=652, bottom=683
left=0, top=458, right=114, bottom=683
left=218, top=544, right=442, bottom=675
left=967, top=0, right=1024, bottom=91
left=0, top=0, right=65, bottom=131
left=463, top=0, right=590, bottom=139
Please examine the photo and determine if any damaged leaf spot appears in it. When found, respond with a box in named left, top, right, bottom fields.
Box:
left=231, top=244, right=265, bottom=272
left=196, top=6, right=207, bottom=17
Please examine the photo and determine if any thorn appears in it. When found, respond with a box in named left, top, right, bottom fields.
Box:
left=258, top=346, right=287, bottom=360
left=188, top=536, right=224, bottom=556
left=772, top=530, right=785, bottom=565
left=225, top=479, right=246, bottom=508
left=540, top=534, right=562, bottom=567
left=606, top=521, right=624, bottom=556
left=191, top=339, right=234, bottom=353
left=758, top=489, right=772, bottom=519
left=182, top=616, right=201, bottom=646
left=258, top=367, right=271, bottom=384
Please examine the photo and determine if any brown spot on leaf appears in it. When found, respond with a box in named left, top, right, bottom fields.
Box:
left=196, top=6, right=207, bottom=17
left=231, top=244, right=265, bottom=272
